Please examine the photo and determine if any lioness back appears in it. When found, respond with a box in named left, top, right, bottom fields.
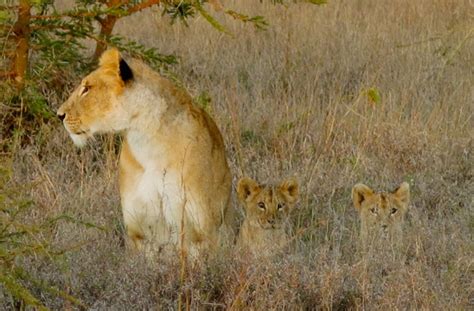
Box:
left=57, top=49, right=232, bottom=257
left=236, top=177, right=298, bottom=256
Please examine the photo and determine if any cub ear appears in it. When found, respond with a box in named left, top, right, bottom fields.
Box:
left=392, top=182, right=410, bottom=206
left=99, top=48, right=133, bottom=82
left=352, top=183, right=373, bottom=210
left=237, top=177, right=260, bottom=203
left=278, top=178, right=299, bottom=204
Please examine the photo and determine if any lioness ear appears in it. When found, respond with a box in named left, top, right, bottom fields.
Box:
left=278, top=178, right=299, bottom=204
left=352, top=183, right=373, bottom=211
left=237, top=177, right=260, bottom=203
left=393, top=182, right=410, bottom=206
left=99, top=48, right=121, bottom=72
left=99, top=48, right=133, bottom=82
left=119, top=58, right=133, bottom=82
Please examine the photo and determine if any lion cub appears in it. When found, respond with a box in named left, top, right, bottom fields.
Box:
left=236, top=177, right=298, bottom=256
left=352, top=182, right=410, bottom=249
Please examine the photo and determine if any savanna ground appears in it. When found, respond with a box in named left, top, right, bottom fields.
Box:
left=1, top=0, right=473, bottom=309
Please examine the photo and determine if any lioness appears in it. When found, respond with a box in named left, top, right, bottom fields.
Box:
left=352, top=182, right=410, bottom=249
left=236, top=177, right=298, bottom=256
left=57, top=49, right=232, bottom=256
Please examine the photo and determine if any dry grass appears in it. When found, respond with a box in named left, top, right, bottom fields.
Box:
left=1, top=0, right=473, bottom=309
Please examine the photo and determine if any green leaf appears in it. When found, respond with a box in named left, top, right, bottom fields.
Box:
left=195, top=3, right=231, bottom=34
left=306, top=0, right=328, bottom=4
left=46, top=214, right=107, bottom=231
left=30, top=0, right=45, bottom=6
left=107, top=36, right=178, bottom=70
left=195, top=91, right=213, bottom=113
left=225, top=10, right=268, bottom=30
left=366, top=87, right=381, bottom=105
left=0, top=271, right=48, bottom=311
left=162, top=1, right=195, bottom=25
left=241, top=129, right=264, bottom=146
left=14, top=266, right=85, bottom=308
left=0, top=9, right=11, bottom=22
left=23, top=86, right=54, bottom=119
left=278, top=121, right=295, bottom=135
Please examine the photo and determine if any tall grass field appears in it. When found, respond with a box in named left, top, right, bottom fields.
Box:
left=1, top=0, right=472, bottom=309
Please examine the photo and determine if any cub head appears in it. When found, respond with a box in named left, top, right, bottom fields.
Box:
left=237, top=177, right=299, bottom=230
left=57, top=48, right=134, bottom=147
left=352, top=182, right=410, bottom=238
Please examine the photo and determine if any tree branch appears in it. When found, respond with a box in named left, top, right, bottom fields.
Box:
left=127, top=0, right=160, bottom=14
left=93, top=0, right=160, bottom=59
left=0, top=71, right=15, bottom=78
left=0, top=5, right=18, bottom=10
left=93, top=0, right=123, bottom=59
left=30, top=12, right=98, bottom=20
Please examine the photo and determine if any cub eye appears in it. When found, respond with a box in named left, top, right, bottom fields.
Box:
left=80, top=85, right=90, bottom=96
left=391, top=208, right=398, bottom=214
left=370, top=207, right=377, bottom=214
left=257, top=202, right=266, bottom=210
left=277, top=203, right=285, bottom=210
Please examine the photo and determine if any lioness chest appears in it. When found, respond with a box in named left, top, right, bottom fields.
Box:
left=120, top=132, right=193, bottom=231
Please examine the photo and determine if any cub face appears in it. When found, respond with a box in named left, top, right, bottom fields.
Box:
left=57, top=49, right=133, bottom=147
left=237, top=177, right=299, bottom=230
left=352, top=182, right=410, bottom=241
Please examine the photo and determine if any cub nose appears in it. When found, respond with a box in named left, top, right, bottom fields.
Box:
left=57, top=113, right=66, bottom=121
left=381, top=224, right=388, bottom=230
left=268, top=219, right=275, bottom=225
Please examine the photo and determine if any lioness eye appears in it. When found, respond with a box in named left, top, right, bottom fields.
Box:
left=257, top=202, right=265, bottom=210
left=391, top=208, right=398, bottom=214
left=370, top=208, right=377, bottom=214
left=277, top=203, right=284, bottom=210
left=81, top=85, right=90, bottom=95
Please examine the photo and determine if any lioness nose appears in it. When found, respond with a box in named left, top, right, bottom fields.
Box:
left=268, top=219, right=275, bottom=224
left=381, top=224, right=388, bottom=229
left=57, top=113, right=66, bottom=121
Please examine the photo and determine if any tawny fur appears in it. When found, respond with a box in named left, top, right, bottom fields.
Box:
left=352, top=182, right=410, bottom=250
left=236, top=177, right=298, bottom=256
left=58, top=49, right=233, bottom=256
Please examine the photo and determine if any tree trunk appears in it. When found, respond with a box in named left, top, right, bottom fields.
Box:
left=93, top=0, right=161, bottom=60
left=93, top=0, right=122, bottom=60
left=11, top=0, right=31, bottom=89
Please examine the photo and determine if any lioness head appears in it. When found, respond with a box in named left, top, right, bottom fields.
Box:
left=57, top=49, right=133, bottom=147
left=237, top=177, right=299, bottom=230
left=352, top=182, right=410, bottom=241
